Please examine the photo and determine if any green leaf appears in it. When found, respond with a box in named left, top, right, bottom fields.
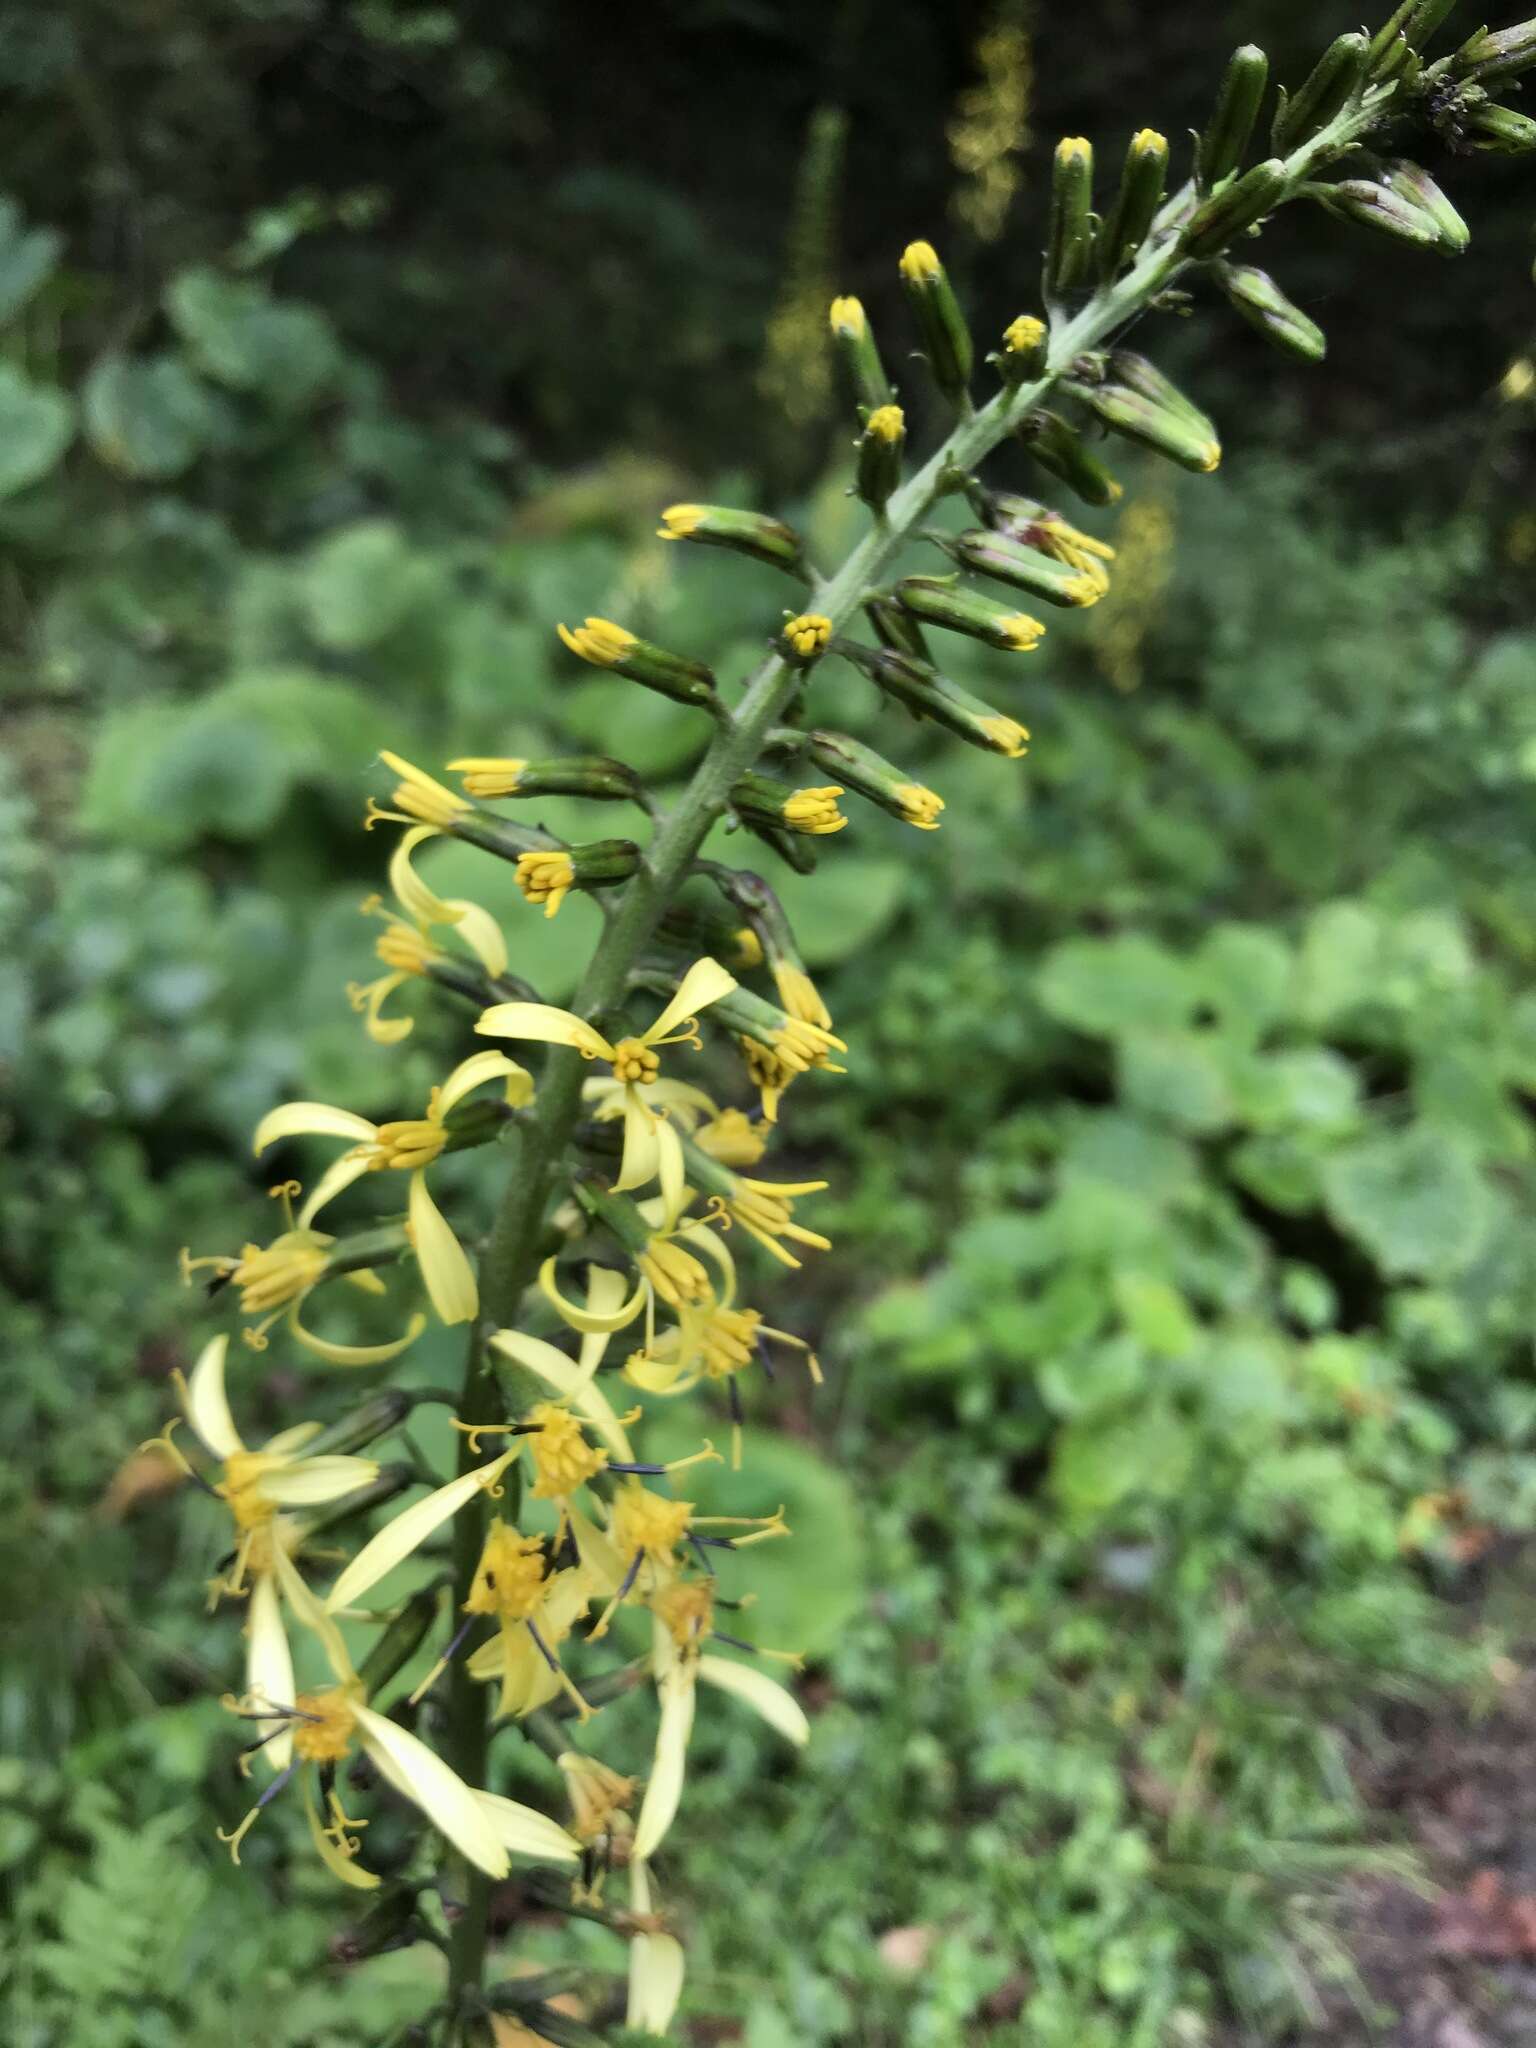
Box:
left=1193, top=923, right=1293, bottom=1039
left=82, top=354, right=215, bottom=480
left=1038, top=1335, right=1149, bottom=1417
left=1231, top=1048, right=1360, bottom=1133
left=164, top=266, right=340, bottom=407
left=1112, top=1272, right=1199, bottom=1357
left=0, top=365, right=73, bottom=498
left=1295, top=901, right=1386, bottom=1025
left=1117, top=1030, right=1236, bottom=1133
left=1037, top=934, right=1196, bottom=1038
left=1051, top=1403, right=1193, bottom=1514
left=0, top=197, right=61, bottom=326
left=300, top=520, right=417, bottom=651
left=1322, top=1124, right=1491, bottom=1278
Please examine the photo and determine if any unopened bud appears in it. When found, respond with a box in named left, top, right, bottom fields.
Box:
left=1465, top=101, right=1536, bottom=154
left=944, top=527, right=1107, bottom=606
left=1182, top=156, right=1286, bottom=256
left=898, top=240, right=974, bottom=403
left=829, top=294, right=894, bottom=415
left=1101, top=129, right=1169, bottom=279
left=1454, top=19, right=1536, bottom=86
left=514, top=839, right=641, bottom=920
left=963, top=485, right=1117, bottom=579
left=657, top=503, right=803, bottom=573
left=837, top=640, right=1030, bottom=759
left=449, top=755, right=640, bottom=802
left=1271, top=32, right=1369, bottom=155
left=656, top=903, right=764, bottom=971
left=556, top=617, right=717, bottom=709
left=1198, top=46, right=1270, bottom=192
left=299, top=1463, right=416, bottom=1544
left=1072, top=351, right=1222, bottom=473
left=731, top=772, right=848, bottom=837
left=1018, top=410, right=1124, bottom=507
left=781, top=612, right=833, bottom=664
left=995, top=313, right=1048, bottom=384
left=1045, top=138, right=1095, bottom=299
left=896, top=574, right=1047, bottom=648
left=1214, top=261, right=1326, bottom=360
left=806, top=729, right=945, bottom=830
left=1369, top=0, right=1460, bottom=81
left=864, top=593, right=931, bottom=660
left=1322, top=160, right=1468, bottom=255
left=856, top=404, right=906, bottom=511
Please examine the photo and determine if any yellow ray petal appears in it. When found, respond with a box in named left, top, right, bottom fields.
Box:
left=353, top=1704, right=509, bottom=1878
left=409, top=1171, right=477, bottom=1325
left=246, top=1572, right=294, bottom=1771
left=304, top=1778, right=380, bottom=1889
left=272, top=1536, right=356, bottom=1686
left=436, top=1048, right=530, bottom=1119
left=255, top=1455, right=380, bottom=1508
left=471, top=1789, right=581, bottom=1864
left=697, top=1654, right=810, bottom=1745
left=633, top=1662, right=697, bottom=1861
left=253, top=1102, right=377, bottom=1156
left=489, top=1329, right=636, bottom=1463
left=576, top=1267, right=629, bottom=1385
left=538, top=1256, right=646, bottom=1334
left=446, top=898, right=508, bottom=978
left=324, top=1452, right=514, bottom=1612
left=182, top=1334, right=243, bottom=1461
left=475, top=1001, right=614, bottom=1061
left=389, top=824, right=462, bottom=928
left=288, top=1303, right=428, bottom=1368
left=642, top=956, right=739, bottom=1047
left=614, top=1087, right=661, bottom=1194
left=296, top=1150, right=374, bottom=1230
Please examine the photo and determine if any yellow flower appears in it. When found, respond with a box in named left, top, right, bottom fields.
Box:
left=365, top=751, right=470, bottom=832
left=182, top=1181, right=425, bottom=1368
left=772, top=960, right=832, bottom=1034
left=865, top=404, right=904, bottom=443
left=559, top=1750, right=636, bottom=1849
left=828, top=294, right=866, bottom=338
left=446, top=756, right=528, bottom=797
left=462, top=1522, right=596, bottom=1719
left=1004, top=314, right=1046, bottom=356
left=893, top=781, right=945, bottom=830
left=556, top=617, right=637, bottom=668
left=476, top=957, right=738, bottom=1205
left=781, top=785, right=847, bottom=835
left=515, top=848, right=576, bottom=919
left=346, top=827, right=508, bottom=1043
left=693, top=1106, right=769, bottom=1168
left=899, top=239, right=942, bottom=282
left=737, top=999, right=847, bottom=1123
left=252, top=1051, right=532, bottom=1327
left=978, top=713, right=1030, bottom=758
left=782, top=612, right=833, bottom=661
left=656, top=503, right=704, bottom=538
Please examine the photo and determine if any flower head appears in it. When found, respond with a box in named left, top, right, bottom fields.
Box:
left=516, top=849, right=576, bottom=919
left=782, top=613, right=832, bottom=661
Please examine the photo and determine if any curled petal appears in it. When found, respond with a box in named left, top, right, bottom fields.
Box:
left=614, top=1087, right=661, bottom=1194
left=643, top=956, right=739, bottom=1047
left=489, top=1329, right=636, bottom=1464
left=446, top=898, right=508, bottom=978
left=655, top=1118, right=687, bottom=1229
left=389, top=824, right=463, bottom=929
left=182, top=1334, right=243, bottom=1461
left=436, top=1047, right=531, bottom=1119
left=353, top=972, right=414, bottom=1046
left=272, top=1535, right=355, bottom=1686
left=538, top=1256, right=646, bottom=1334
left=697, top=1654, right=810, bottom=1745
left=289, top=1301, right=428, bottom=1368
left=304, top=1779, right=379, bottom=1890
left=577, top=1266, right=631, bottom=1385
left=409, top=1172, right=477, bottom=1325
left=475, top=1001, right=614, bottom=1061
left=628, top=1926, right=686, bottom=2036
left=296, top=1150, right=374, bottom=1230
left=324, top=1452, right=515, bottom=1613
left=633, top=1662, right=697, bottom=1861
left=254, top=1102, right=377, bottom=1157
left=353, top=1704, right=509, bottom=1879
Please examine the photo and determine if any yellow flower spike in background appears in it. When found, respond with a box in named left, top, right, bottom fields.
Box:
left=476, top=956, right=738, bottom=1204
left=252, top=1049, right=532, bottom=1325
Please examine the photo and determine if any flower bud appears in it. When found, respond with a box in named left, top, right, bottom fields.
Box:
left=571, top=1177, right=653, bottom=1256
left=1017, top=410, right=1124, bottom=507
left=1369, top=0, right=1459, bottom=82
left=356, top=1585, right=440, bottom=1692
left=807, top=729, right=946, bottom=830
left=895, top=574, right=1046, bottom=649
left=1271, top=32, right=1369, bottom=155
left=864, top=593, right=931, bottom=660
left=1197, top=46, right=1270, bottom=192
left=1213, top=261, right=1326, bottom=361
left=898, top=240, right=973, bottom=404
left=1101, top=129, right=1169, bottom=278
left=837, top=640, right=1030, bottom=759
left=1465, top=101, right=1536, bottom=154
left=1322, top=161, right=1468, bottom=255
left=656, top=903, right=763, bottom=971
left=556, top=617, right=717, bottom=709
left=942, top=528, right=1106, bottom=606
left=828, top=293, right=893, bottom=415
left=1071, top=352, right=1222, bottom=474
left=856, top=404, right=906, bottom=512
left=995, top=314, right=1048, bottom=384
left=781, top=612, right=833, bottom=664
left=303, top=1388, right=416, bottom=1458
left=657, top=503, right=804, bottom=573
left=1182, top=157, right=1286, bottom=257
left=514, top=839, right=641, bottom=920
left=963, top=485, right=1117, bottom=579
left=1454, top=19, right=1536, bottom=86
left=731, top=772, right=848, bottom=837
left=1045, top=138, right=1095, bottom=299
left=449, top=755, right=640, bottom=802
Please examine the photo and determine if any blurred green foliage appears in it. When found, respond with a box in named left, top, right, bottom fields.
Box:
left=4, top=5, right=1536, bottom=2034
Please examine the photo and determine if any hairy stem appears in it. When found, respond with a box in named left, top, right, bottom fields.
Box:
left=439, top=86, right=1386, bottom=2023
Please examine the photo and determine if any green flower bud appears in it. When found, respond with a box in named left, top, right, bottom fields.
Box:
left=1368, top=0, right=1460, bottom=82
left=514, top=839, right=642, bottom=920
left=994, top=314, right=1049, bottom=384
left=656, top=903, right=765, bottom=972
left=1017, top=409, right=1124, bottom=507
left=898, top=240, right=974, bottom=404
left=828, top=294, right=893, bottom=415
left=356, top=1585, right=441, bottom=1693
left=730, top=770, right=848, bottom=837
left=837, top=640, right=1031, bottom=759
left=1454, top=19, right=1536, bottom=86
left=895, top=574, right=1048, bottom=649
left=805, top=729, right=946, bottom=831
left=1071, top=351, right=1222, bottom=473
left=449, top=755, right=641, bottom=802
left=1045, top=137, right=1096, bottom=299
left=1465, top=101, right=1536, bottom=154
left=1322, top=160, right=1468, bottom=255
left=1182, top=157, right=1287, bottom=257
left=303, top=1389, right=416, bottom=1458
left=1101, top=128, right=1169, bottom=278
left=864, top=592, right=931, bottom=660
left=656, top=503, right=804, bottom=572
left=1197, top=45, right=1270, bottom=192
left=1272, top=32, right=1369, bottom=155
left=1214, top=262, right=1327, bottom=361
left=571, top=1178, right=653, bottom=1256
left=331, top=1887, right=428, bottom=1966
left=856, top=403, right=906, bottom=512
left=943, top=527, right=1107, bottom=606
left=556, top=616, right=717, bottom=708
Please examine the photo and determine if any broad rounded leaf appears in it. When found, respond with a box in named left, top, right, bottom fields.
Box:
left=1037, top=935, right=1196, bottom=1038
left=301, top=520, right=417, bottom=651
left=0, top=199, right=61, bottom=327
left=1322, top=1124, right=1491, bottom=1278
left=165, top=267, right=340, bottom=408
left=83, top=354, right=214, bottom=480
left=0, top=366, right=73, bottom=498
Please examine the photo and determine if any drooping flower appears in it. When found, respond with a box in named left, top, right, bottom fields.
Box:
left=476, top=957, right=738, bottom=1205
left=252, top=1051, right=532, bottom=1326
left=346, top=826, right=508, bottom=1045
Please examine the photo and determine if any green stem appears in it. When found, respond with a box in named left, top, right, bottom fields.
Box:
left=438, top=85, right=1388, bottom=2025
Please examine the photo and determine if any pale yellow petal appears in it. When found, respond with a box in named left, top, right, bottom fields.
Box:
left=626, top=1861, right=685, bottom=2034
left=390, top=823, right=461, bottom=928
left=272, top=1536, right=356, bottom=1686
left=475, top=1001, right=614, bottom=1061
left=255, top=1455, right=380, bottom=1508
left=288, top=1303, right=428, bottom=1367
left=614, top=1088, right=661, bottom=1193
left=183, top=1334, right=243, bottom=1461
left=568, top=1505, right=626, bottom=1594
left=246, top=1572, right=294, bottom=1771
left=296, top=1150, right=374, bottom=1229
left=253, top=1102, right=377, bottom=1156
left=538, top=1256, right=646, bottom=1334
left=471, top=1789, right=580, bottom=1864
left=435, top=1048, right=528, bottom=1119
left=676, top=1217, right=736, bottom=1303
left=655, top=1118, right=687, bottom=1229
left=409, top=1171, right=477, bottom=1326
left=697, top=1654, right=810, bottom=1745
left=446, top=898, right=508, bottom=978
left=257, top=1421, right=324, bottom=1459
left=623, top=1353, right=695, bottom=1396
left=323, top=1453, right=513, bottom=1612
left=304, top=1778, right=380, bottom=1889
left=643, top=955, right=739, bottom=1047
left=489, top=1330, right=635, bottom=1463
left=576, top=1266, right=629, bottom=1385
left=633, top=1662, right=697, bottom=1861
left=353, top=1704, right=509, bottom=1878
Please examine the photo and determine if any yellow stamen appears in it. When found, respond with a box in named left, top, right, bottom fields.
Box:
left=557, top=618, right=637, bottom=668
left=526, top=1402, right=607, bottom=1499
left=782, top=613, right=832, bottom=660
left=893, top=782, right=945, bottom=830
left=782, top=785, right=847, bottom=835
left=1004, top=314, right=1046, bottom=355
left=899, top=240, right=942, bottom=282
left=291, top=1688, right=357, bottom=1765
left=979, top=714, right=1030, bottom=758
left=657, top=503, right=704, bottom=539
left=515, top=849, right=576, bottom=920
left=378, top=751, right=468, bottom=828
left=611, top=1037, right=661, bottom=1085
left=448, top=757, right=528, bottom=797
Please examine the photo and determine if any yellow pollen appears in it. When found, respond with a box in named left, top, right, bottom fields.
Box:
left=899, top=239, right=942, bottom=282
left=782, top=613, right=832, bottom=660
left=894, top=782, right=945, bottom=829
left=611, top=1484, right=694, bottom=1565
left=516, top=849, right=576, bottom=920
left=610, top=1037, right=661, bottom=1085
left=379, top=751, right=468, bottom=828
left=527, top=1402, right=607, bottom=1498
left=559, top=1752, right=636, bottom=1844
left=1004, top=314, right=1046, bottom=354
left=1000, top=612, right=1046, bottom=650
left=658, top=503, right=704, bottom=539
left=463, top=1524, right=549, bottom=1622
left=448, top=757, right=527, bottom=797
left=782, top=785, right=847, bottom=835
left=292, top=1689, right=357, bottom=1764
left=653, top=1577, right=715, bottom=1649
left=695, top=1107, right=768, bottom=1168
left=557, top=618, right=637, bottom=668
left=828, top=294, right=866, bottom=338
left=731, top=925, right=765, bottom=969
left=700, top=1306, right=762, bottom=1379
left=219, top=1451, right=279, bottom=1532
left=979, top=715, right=1031, bottom=758
left=374, top=922, right=439, bottom=974
left=369, top=1116, right=447, bottom=1171
left=866, top=404, right=904, bottom=443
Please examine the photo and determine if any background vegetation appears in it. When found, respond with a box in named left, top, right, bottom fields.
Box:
left=4, top=2, right=1536, bottom=2041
